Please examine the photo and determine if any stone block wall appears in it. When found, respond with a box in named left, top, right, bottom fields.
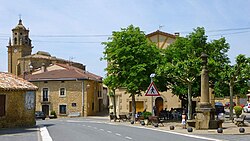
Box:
left=34, top=80, right=83, bottom=117
left=0, top=90, right=36, bottom=128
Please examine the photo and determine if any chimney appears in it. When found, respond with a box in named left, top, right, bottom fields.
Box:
left=41, top=63, right=46, bottom=72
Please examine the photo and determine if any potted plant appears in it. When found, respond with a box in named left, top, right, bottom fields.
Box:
left=234, top=106, right=243, bottom=118
left=49, top=111, right=57, bottom=119
left=142, top=111, right=152, bottom=125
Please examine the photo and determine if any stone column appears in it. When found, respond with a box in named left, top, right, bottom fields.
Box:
left=195, top=53, right=215, bottom=129
left=200, top=53, right=210, bottom=107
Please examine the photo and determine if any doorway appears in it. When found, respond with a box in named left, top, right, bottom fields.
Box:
left=155, top=97, right=163, bottom=116
left=42, top=105, right=49, bottom=116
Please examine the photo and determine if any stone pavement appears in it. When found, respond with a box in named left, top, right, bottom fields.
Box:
left=94, top=116, right=250, bottom=135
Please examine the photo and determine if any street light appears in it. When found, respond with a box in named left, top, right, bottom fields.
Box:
left=150, top=73, right=155, bottom=115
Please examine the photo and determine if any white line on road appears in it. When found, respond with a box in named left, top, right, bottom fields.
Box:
left=115, top=133, right=121, bottom=136
left=93, top=127, right=97, bottom=129
left=131, top=126, right=227, bottom=141
left=125, top=136, right=132, bottom=140
left=107, top=131, right=112, bottom=133
left=82, top=125, right=86, bottom=126
left=100, top=129, right=104, bottom=131
left=88, top=126, right=91, bottom=128
left=40, top=126, right=53, bottom=141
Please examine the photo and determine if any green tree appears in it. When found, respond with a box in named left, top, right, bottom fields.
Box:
left=103, top=75, right=120, bottom=116
left=102, top=25, right=161, bottom=121
left=219, top=54, right=250, bottom=120
left=157, top=27, right=230, bottom=119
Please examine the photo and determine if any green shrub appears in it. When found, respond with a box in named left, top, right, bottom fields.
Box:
left=234, top=106, right=242, bottom=118
left=50, top=111, right=57, bottom=118
left=142, top=111, right=152, bottom=119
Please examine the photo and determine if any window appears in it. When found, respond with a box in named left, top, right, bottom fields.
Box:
left=0, top=95, right=5, bottom=117
left=59, top=88, right=66, bottom=97
left=42, top=88, right=49, bottom=101
left=98, top=90, right=102, bottom=98
left=59, top=105, right=66, bottom=114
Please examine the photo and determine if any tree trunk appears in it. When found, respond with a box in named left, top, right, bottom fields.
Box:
left=112, top=89, right=117, bottom=116
left=131, top=94, right=136, bottom=121
left=187, top=82, right=193, bottom=120
left=229, top=80, right=234, bottom=120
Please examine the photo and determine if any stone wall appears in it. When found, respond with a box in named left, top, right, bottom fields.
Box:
left=110, top=88, right=181, bottom=115
left=33, top=80, right=102, bottom=117
left=34, top=80, right=83, bottom=117
left=0, top=90, right=36, bottom=128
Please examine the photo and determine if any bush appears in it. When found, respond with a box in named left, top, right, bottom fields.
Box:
left=234, top=106, right=242, bottom=118
left=142, top=111, right=152, bottom=119
left=50, top=111, right=57, bottom=118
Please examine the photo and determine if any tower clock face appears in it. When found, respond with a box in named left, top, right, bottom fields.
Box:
left=14, top=48, right=17, bottom=53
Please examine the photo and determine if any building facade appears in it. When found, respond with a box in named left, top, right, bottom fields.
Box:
left=26, top=64, right=103, bottom=117
left=0, top=72, right=37, bottom=128
left=7, top=19, right=106, bottom=117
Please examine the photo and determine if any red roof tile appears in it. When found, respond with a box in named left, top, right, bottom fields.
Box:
left=26, top=64, right=102, bottom=82
left=0, top=72, right=38, bottom=91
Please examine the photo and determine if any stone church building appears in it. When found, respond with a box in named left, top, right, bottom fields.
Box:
left=7, top=19, right=105, bottom=117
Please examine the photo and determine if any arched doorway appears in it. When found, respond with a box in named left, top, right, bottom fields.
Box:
left=155, top=97, right=163, bottom=116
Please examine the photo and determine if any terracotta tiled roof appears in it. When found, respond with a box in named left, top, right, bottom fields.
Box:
left=26, top=64, right=102, bottom=82
left=0, top=72, right=38, bottom=91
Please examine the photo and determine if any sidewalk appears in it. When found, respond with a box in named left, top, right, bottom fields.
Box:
left=108, top=118, right=250, bottom=135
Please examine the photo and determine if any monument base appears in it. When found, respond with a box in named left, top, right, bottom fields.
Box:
left=190, top=103, right=223, bottom=129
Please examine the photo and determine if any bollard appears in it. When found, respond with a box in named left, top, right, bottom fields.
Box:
left=239, top=128, right=245, bottom=133
left=130, top=120, right=134, bottom=124
left=217, top=128, right=223, bottom=133
left=140, top=120, right=145, bottom=126
left=187, top=127, right=193, bottom=132
left=170, top=125, right=175, bottom=130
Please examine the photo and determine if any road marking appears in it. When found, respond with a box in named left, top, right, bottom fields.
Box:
left=107, top=131, right=112, bottom=133
left=125, top=136, right=132, bottom=140
left=115, top=133, right=121, bottom=136
left=131, top=126, right=227, bottom=141
left=93, top=127, right=97, bottom=129
left=88, top=126, right=91, bottom=128
left=40, top=126, right=53, bottom=141
left=82, top=125, right=86, bottom=126
left=100, top=129, right=104, bottom=131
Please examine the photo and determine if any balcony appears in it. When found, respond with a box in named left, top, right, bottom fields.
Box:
left=40, top=98, right=50, bottom=104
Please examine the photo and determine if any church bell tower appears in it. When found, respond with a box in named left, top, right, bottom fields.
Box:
left=7, top=19, right=33, bottom=75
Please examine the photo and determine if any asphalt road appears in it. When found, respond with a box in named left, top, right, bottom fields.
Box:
left=37, top=118, right=222, bottom=141
left=1, top=115, right=250, bottom=141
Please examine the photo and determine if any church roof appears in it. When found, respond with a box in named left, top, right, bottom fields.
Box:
left=26, top=64, right=102, bottom=82
left=0, top=72, right=38, bottom=91
left=13, top=19, right=27, bottom=30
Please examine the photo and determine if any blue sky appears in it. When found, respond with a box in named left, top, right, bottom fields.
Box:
left=0, top=0, right=250, bottom=77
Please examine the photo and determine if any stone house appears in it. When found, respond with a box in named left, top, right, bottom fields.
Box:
left=6, top=19, right=107, bottom=117
left=26, top=63, right=103, bottom=117
left=109, top=30, right=181, bottom=115
left=0, top=72, right=38, bottom=128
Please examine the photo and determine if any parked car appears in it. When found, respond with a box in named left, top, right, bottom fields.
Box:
left=225, top=102, right=236, bottom=108
left=215, top=102, right=225, bottom=115
left=35, top=111, right=46, bottom=120
left=243, top=103, right=250, bottom=113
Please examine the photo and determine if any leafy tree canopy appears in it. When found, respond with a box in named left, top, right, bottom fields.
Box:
left=102, top=25, right=161, bottom=95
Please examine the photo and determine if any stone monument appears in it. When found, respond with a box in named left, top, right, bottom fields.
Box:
left=195, top=53, right=218, bottom=129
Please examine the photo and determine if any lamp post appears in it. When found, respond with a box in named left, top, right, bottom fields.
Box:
left=150, top=73, right=155, bottom=115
